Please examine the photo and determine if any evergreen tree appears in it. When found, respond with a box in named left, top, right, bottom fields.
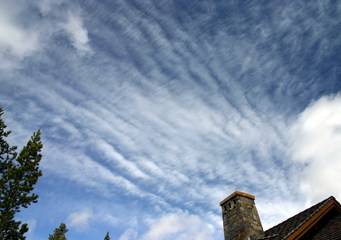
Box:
left=0, top=108, right=43, bottom=240
left=48, top=223, right=68, bottom=240
left=104, top=232, right=111, bottom=240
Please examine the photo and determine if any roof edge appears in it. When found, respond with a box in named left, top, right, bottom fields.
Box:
left=285, top=196, right=341, bottom=240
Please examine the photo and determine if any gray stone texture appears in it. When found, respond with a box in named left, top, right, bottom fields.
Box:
left=221, top=193, right=264, bottom=240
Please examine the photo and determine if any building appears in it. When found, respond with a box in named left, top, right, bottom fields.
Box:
left=220, top=191, right=341, bottom=240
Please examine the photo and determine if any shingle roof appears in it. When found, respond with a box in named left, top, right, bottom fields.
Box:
left=259, top=196, right=336, bottom=240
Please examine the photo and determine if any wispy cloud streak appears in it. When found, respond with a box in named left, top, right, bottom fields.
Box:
left=1, top=0, right=340, bottom=239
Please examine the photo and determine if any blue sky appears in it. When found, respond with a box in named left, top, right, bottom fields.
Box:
left=1, top=0, right=341, bottom=239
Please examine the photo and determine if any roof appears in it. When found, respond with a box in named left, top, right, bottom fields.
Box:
left=260, top=196, right=341, bottom=240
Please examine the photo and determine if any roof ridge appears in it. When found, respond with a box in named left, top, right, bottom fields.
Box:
left=264, top=196, right=335, bottom=240
left=281, top=196, right=334, bottom=239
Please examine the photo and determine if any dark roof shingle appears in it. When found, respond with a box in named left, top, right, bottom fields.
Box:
left=259, top=197, right=335, bottom=240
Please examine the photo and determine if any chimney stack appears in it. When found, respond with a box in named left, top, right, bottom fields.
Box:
left=220, top=191, right=264, bottom=240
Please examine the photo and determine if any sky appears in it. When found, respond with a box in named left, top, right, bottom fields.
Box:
left=0, top=0, right=341, bottom=239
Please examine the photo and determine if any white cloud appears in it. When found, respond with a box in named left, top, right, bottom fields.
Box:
left=66, top=207, right=123, bottom=233
left=290, top=94, right=341, bottom=201
left=44, top=145, right=145, bottom=198
left=101, top=213, right=119, bottom=226
left=63, top=12, right=91, bottom=53
left=142, top=212, right=215, bottom=240
left=119, top=228, right=138, bottom=240
left=67, top=209, right=93, bottom=230
left=0, top=2, right=39, bottom=68
left=94, top=138, right=150, bottom=180
left=257, top=199, right=305, bottom=230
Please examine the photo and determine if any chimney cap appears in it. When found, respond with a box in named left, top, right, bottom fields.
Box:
left=220, top=191, right=255, bottom=206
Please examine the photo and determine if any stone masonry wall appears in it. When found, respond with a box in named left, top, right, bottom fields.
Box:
left=221, top=193, right=264, bottom=240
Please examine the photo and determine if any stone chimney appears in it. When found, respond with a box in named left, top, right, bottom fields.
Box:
left=220, top=191, right=264, bottom=240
